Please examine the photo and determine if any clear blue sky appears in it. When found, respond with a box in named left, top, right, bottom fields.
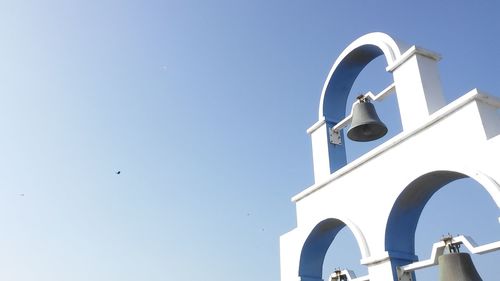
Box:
left=0, top=1, right=498, bottom=280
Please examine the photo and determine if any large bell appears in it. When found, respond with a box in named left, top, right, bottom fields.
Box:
left=347, top=100, right=387, bottom=142
left=438, top=252, right=483, bottom=281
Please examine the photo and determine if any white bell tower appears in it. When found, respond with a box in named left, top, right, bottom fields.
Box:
left=279, top=32, right=500, bottom=281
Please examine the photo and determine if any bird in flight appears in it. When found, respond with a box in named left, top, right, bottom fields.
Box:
left=116, top=171, right=121, bottom=175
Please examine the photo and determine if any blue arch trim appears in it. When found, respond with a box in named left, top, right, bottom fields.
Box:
left=317, top=32, right=411, bottom=173
left=322, top=45, right=385, bottom=173
left=299, top=219, right=345, bottom=279
left=322, top=44, right=385, bottom=122
left=385, top=171, right=467, bottom=255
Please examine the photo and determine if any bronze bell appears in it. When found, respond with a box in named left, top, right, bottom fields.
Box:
left=347, top=99, right=387, bottom=142
left=438, top=252, right=483, bottom=281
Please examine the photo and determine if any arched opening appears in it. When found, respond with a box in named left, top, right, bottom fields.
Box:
left=299, top=218, right=367, bottom=281
left=386, top=170, right=500, bottom=280
left=343, top=55, right=401, bottom=163
left=322, top=227, right=368, bottom=280
left=317, top=33, right=409, bottom=173
left=321, top=44, right=386, bottom=122
left=414, top=177, right=500, bottom=280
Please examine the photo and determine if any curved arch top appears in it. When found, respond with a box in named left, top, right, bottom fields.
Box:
left=385, top=167, right=500, bottom=256
left=318, top=32, right=410, bottom=121
left=299, top=217, right=370, bottom=279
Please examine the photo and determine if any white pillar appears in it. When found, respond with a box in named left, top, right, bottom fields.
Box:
left=308, top=120, right=331, bottom=183
left=389, top=46, right=447, bottom=131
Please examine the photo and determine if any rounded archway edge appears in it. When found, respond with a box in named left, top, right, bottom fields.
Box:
left=298, top=216, right=370, bottom=279
left=318, top=32, right=410, bottom=120
left=385, top=166, right=500, bottom=256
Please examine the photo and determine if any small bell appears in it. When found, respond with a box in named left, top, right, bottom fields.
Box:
left=347, top=98, right=387, bottom=142
left=438, top=252, right=483, bottom=281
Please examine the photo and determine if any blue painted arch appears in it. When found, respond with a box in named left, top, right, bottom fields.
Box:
left=385, top=168, right=500, bottom=257
left=318, top=32, right=408, bottom=121
left=317, top=33, right=409, bottom=173
left=299, top=218, right=369, bottom=280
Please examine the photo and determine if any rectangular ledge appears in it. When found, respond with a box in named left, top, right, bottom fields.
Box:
left=292, top=89, right=500, bottom=203
left=306, top=117, right=326, bottom=134
left=360, top=252, right=390, bottom=265
left=386, top=45, right=442, bottom=72
left=360, top=251, right=418, bottom=266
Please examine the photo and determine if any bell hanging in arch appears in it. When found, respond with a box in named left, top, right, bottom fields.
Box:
left=347, top=98, right=388, bottom=142
left=438, top=252, right=483, bottom=281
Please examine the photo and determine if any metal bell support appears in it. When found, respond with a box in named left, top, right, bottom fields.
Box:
left=347, top=98, right=388, bottom=142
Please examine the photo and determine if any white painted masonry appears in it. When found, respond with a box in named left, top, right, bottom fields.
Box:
left=280, top=33, right=500, bottom=281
